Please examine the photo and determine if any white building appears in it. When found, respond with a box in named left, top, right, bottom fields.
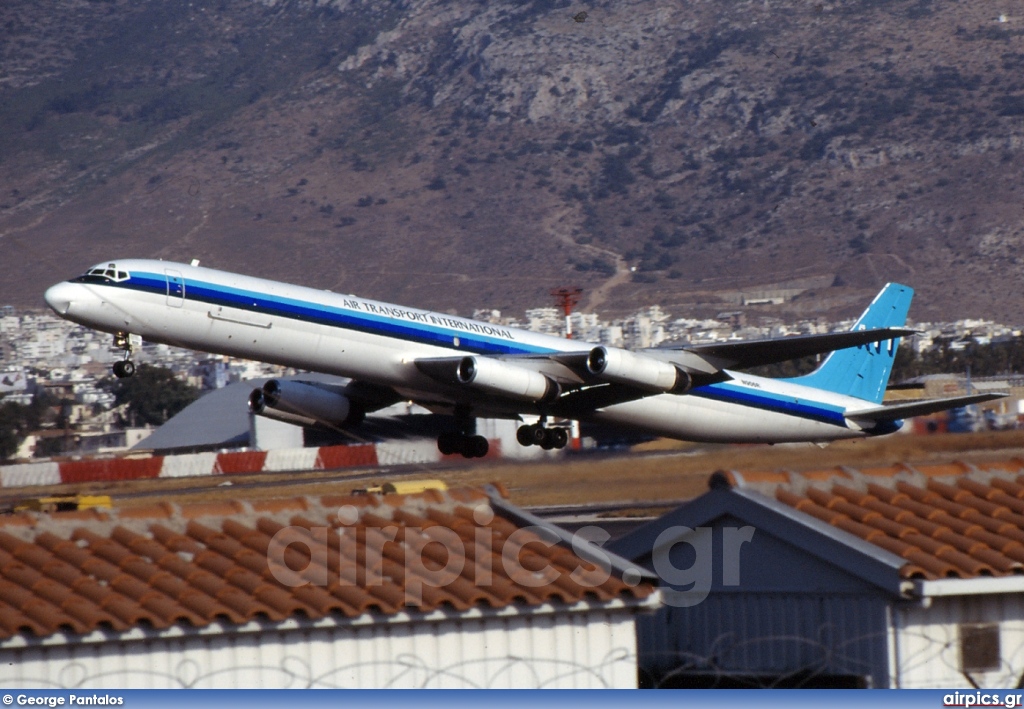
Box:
left=0, top=485, right=658, bottom=688
left=524, top=307, right=564, bottom=336
left=611, top=463, right=1024, bottom=688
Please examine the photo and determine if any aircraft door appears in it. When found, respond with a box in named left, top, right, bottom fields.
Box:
left=165, top=269, right=185, bottom=307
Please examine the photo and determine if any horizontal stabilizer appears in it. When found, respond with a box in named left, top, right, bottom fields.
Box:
left=676, top=326, right=918, bottom=370
left=845, top=392, right=1008, bottom=422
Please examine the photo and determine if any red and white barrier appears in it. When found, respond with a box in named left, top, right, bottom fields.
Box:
left=160, top=452, right=220, bottom=478
left=0, top=438, right=499, bottom=489
left=0, top=461, right=62, bottom=488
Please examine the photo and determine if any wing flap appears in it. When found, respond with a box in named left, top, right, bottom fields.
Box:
left=550, top=383, right=659, bottom=417
left=846, top=393, right=1008, bottom=422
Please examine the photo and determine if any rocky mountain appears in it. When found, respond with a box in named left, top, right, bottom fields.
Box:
left=1, top=0, right=1023, bottom=324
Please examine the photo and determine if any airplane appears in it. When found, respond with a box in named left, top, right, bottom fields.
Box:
left=43, top=259, right=1005, bottom=458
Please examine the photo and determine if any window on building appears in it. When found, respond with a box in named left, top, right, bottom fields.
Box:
left=960, top=624, right=1001, bottom=673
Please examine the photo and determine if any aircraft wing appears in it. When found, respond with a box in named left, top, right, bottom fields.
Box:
left=669, top=327, right=918, bottom=370
left=412, top=326, right=917, bottom=411
left=844, top=392, right=1008, bottom=422
left=416, top=353, right=591, bottom=385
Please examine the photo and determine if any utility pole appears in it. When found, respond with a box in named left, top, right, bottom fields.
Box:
left=550, top=287, right=583, bottom=339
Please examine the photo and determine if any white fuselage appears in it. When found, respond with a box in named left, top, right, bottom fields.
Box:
left=44, top=259, right=883, bottom=444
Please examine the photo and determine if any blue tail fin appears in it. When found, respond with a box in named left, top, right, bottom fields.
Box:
left=784, top=283, right=913, bottom=403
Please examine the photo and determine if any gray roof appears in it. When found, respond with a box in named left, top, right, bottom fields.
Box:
left=134, top=374, right=443, bottom=454
left=607, top=480, right=910, bottom=597
left=130, top=375, right=332, bottom=453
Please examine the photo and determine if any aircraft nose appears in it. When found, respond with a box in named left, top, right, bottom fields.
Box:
left=44, top=281, right=80, bottom=316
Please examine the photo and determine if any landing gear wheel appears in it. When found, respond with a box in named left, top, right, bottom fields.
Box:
left=517, top=423, right=568, bottom=449
left=437, top=432, right=460, bottom=456
left=517, top=425, right=534, bottom=447
left=466, top=435, right=489, bottom=459
left=112, top=360, right=135, bottom=378
left=438, top=433, right=490, bottom=459
left=516, top=424, right=548, bottom=446
left=549, top=427, right=568, bottom=449
left=527, top=424, right=547, bottom=446
left=112, top=332, right=138, bottom=379
left=518, top=424, right=539, bottom=447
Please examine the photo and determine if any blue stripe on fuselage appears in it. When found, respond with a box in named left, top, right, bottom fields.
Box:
left=691, top=381, right=849, bottom=427
left=111, top=272, right=555, bottom=356
left=99, top=271, right=851, bottom=429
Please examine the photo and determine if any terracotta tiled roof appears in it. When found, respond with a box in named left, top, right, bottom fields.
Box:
left=716, top=458, right=1024, bottom=581
left=0, top=486, right=652, bottom=640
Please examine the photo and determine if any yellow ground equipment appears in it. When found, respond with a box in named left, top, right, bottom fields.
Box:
left=14, top=494, right=113, bottom=513
left=353, top=479, right=448, bottom=495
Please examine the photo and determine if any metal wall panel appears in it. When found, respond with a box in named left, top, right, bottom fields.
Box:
left=0, top=610, right=640, bottom=689
left=638, top=593, right=890, bottom=687
left=894, top=594, right=1024, bottom=689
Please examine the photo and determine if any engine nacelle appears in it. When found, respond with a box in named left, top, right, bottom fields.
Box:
left=252, top=379, right=363, bottom=427
left=587, top=346, right=692, bottom=393
left=248, top=388, right=318, bottom=427
left=456, top=356, right=560, bottom=403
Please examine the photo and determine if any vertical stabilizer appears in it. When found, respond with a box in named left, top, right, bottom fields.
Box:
left=784, top=283, right=913, bottom=403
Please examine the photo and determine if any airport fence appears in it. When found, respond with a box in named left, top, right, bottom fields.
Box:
left=0, top=438, right=496, bottom=489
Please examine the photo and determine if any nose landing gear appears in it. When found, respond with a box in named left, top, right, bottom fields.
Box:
left=112, top=360, right=136, bottom=379
left=112, top=332, right=138, bottom=378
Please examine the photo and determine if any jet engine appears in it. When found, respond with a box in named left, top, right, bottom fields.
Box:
left=456, top=356, right=560, bottom=403
left=249, top=379, right=364, bottom=428
left=248, top=389, right=317, bottom=427
left=586, top=346, right=692, bottom=393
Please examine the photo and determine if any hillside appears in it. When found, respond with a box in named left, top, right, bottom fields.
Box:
left=1, top=0, right=1023, bottom=324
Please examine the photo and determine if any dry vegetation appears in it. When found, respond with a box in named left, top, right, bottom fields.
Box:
left=2, top=0, right=1024, bottom=323
left=8, top=430, right=1024, bottom=513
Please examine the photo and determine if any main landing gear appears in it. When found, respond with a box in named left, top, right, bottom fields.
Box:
left=437, top=408, right=490, bottom=459
left=437, top=431, right=490, bottom=459
left=516, top=422, right=568, bottom=450
left=112, top=332, right=137, bottom=379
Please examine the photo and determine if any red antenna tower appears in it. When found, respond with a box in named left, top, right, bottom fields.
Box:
left=551, top=286, right=583, bottom=338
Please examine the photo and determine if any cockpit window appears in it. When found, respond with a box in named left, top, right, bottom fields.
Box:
left=71, top=263, right=131, bottom=284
